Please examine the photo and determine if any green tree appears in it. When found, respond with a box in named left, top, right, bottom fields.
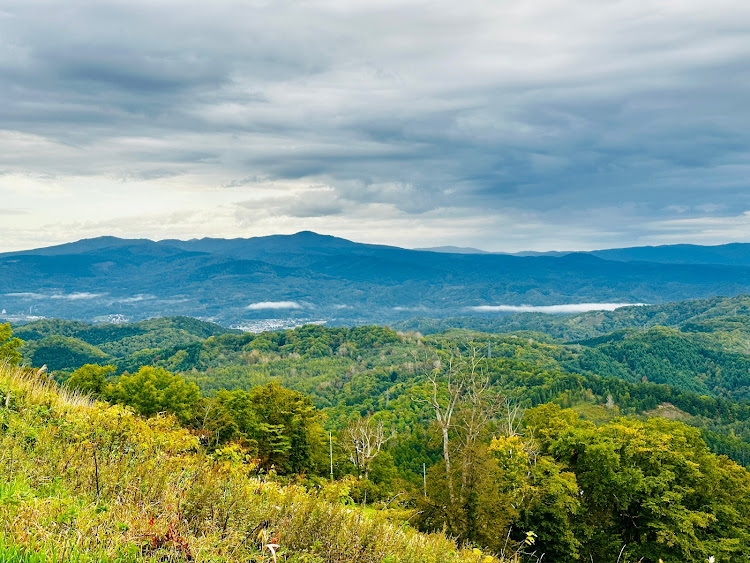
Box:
left=525, top=404, right=750, bottom=563
left=214, top=382, right=325, bottom=474
left=0, top=323, right=23, bottom=366
left=66, top=363, right=116, bottom=398
left=111, top=366, right=200, bottom=424
left=489, top=433, right=581, bottom=561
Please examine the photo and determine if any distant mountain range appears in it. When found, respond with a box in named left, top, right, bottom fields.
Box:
left=415, top=246, right=491, bottom=254
left=425, top=241, right=750, bottom=265
left=4, top=232, right=750, bottom=326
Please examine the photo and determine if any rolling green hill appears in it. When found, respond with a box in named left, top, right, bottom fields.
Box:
left=10, top=310, right=750, bottom=466
left=16, top=316, right=238, bottom=366
left=4, top=311, right=750, bottom=561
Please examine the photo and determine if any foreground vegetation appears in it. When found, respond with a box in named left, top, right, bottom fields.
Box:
left=0, top=363, right=496, bottom=562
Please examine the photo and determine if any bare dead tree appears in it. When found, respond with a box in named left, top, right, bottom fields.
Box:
left=193, top=399, right=225, bottom=448
left=342, top=416, right=394, bottom=479
left=456, top=346, right=502, bottom=497
left=418, top=352, right=465, bottom=504
left=414, top=345, right=518, bottom=506
left=458, top=345, right=499, bottom=448
left=501, top=397, right=524, bottom=437
left=498, top=397, right=539, bottom=469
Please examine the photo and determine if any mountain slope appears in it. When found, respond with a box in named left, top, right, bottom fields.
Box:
left=0, top=363, right=489, bottom=563
left=590, top=242, right=750, bottom=266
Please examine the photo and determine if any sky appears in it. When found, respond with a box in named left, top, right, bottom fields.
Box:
left=1, top=0, right=749, bottom=252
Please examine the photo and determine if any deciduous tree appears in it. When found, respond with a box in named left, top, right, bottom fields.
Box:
left=110, top=366, right=200, bottom=424
left=66, top=363, right=116, bottom=398
left=0, top=323, right=22, bottom=366
left=214, top=382, right=325, bottom=474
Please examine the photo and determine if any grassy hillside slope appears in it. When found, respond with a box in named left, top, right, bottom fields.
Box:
left=0, top=364, right=495, bottom=563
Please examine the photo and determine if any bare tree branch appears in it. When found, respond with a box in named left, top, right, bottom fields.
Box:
left=342, top=416, right=394, bottom=480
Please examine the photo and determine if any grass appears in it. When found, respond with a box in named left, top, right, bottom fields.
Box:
left=0, top=538, right=105, bottom=563
left=0, top=363, right=498, bottom=562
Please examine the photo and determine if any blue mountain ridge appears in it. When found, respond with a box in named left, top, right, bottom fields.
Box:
left=3, top=232, right=750, bottom=325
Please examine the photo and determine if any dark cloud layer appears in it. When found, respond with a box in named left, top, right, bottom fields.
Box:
left=1, top=0, right=749, bottom=251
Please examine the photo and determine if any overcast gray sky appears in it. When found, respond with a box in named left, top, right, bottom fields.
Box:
left=1, top=0, right=749, bottom=252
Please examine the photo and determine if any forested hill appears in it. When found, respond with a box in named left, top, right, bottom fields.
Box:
left=4, top=312, right=750, bottom=561
left=397, top=294, right=750, bottom=339
left=505, top=242, right=750, bottom=265
left=12, top=308, right=750, bottom=455
left=5, top=233, right=750, bottom=325
left=589, top=242, right=750, bottom=265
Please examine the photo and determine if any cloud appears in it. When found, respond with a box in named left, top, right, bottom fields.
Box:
left=50, top=292, right=105, bottom=300
left=115, top=294, right=156, bottom=303
left=642, top=211, right=750, bottom=244
left=246, top=301, right=303, bottom=310
left=237, top=186, right=348, bottom=218
left=469, top=303, right=646, bottom=314
left=0, top=1, right=749, bottom=251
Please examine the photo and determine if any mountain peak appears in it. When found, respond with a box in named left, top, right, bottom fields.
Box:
left=291, top=230, right=323, bottom=238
